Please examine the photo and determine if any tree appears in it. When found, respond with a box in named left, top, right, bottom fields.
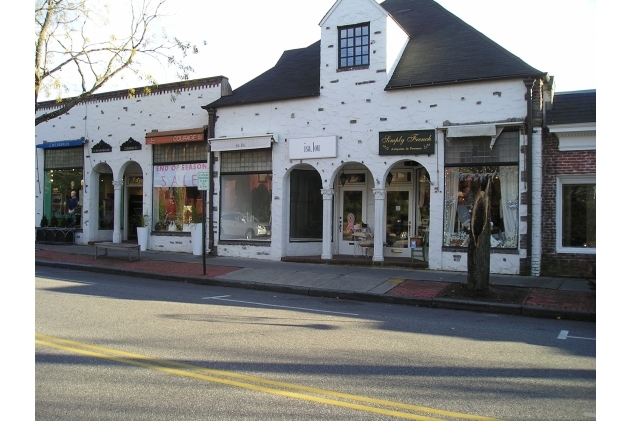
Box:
left=466, top=175, right=492, bottom=291
left=35, top=0, right=198, bottom=126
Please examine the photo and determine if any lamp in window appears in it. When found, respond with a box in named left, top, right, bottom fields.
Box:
left=386, top=172, right=393, bottom=186
left=339, top=170, right=347, bottom=186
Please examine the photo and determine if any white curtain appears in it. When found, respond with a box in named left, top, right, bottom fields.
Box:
left=443, top=168, right=460, bottom=244
left=499, top=166, right=519, bottom=246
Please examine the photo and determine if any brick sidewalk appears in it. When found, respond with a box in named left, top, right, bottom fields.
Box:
left=36, top=248, right=595, bottom=318
left=35, top=249, right=240, bottom=279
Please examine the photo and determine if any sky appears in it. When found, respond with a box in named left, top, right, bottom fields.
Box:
left=96, top=0, right=597, bottom=94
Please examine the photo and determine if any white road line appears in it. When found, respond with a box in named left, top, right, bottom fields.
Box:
left=558, top=330, right=596, bottom=341
left=202, top=296, right=359, bottom=316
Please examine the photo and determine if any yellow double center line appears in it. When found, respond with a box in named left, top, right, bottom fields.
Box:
left=36, top=333, right=504, bottom=421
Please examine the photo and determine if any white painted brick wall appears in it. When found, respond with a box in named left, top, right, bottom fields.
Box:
left=210, top=1, right=531, bottom=273
left=36, top=79, right=226, bottom=253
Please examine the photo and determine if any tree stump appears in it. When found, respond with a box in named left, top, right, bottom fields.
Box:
left=467, top=178, right=492, bottom=291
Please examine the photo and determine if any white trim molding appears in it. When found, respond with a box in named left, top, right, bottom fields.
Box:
left=548, top=123, right=596, bottom=151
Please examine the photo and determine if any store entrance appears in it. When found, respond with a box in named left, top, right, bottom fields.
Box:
left=125, top=173, right=143, bottom=240
left=338, top=188, right=365, bottom=255
left=127, top=190, right=143, bottom=239
left=384, top=189, right=412, bottom=257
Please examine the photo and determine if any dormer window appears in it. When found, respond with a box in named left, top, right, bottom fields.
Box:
left=339, top=23, right=370, bottom=69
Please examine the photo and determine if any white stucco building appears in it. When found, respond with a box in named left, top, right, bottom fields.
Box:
left=35, top=77, right=231, bottom=253
left=202, top=0, right=551, bottom=275
left=36, top=0, right=565, bottom=276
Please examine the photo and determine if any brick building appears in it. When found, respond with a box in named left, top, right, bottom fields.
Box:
left=541, top=90, right=596, bottom=278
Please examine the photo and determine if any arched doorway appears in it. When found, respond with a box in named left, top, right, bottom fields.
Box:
left=123, top=162, right=143, bottom=241
left=383, top=163, right=431, bottom=258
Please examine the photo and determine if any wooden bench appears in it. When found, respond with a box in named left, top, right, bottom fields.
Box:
left=93, top=242, right=141, bottom=261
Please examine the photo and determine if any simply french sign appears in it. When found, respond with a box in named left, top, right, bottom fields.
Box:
left=379, top=130, right=435, bottom=156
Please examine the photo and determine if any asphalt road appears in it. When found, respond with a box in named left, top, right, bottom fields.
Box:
left=35, top=266, right=596, bottom=421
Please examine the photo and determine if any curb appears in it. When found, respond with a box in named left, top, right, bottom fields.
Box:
left=35, top=260, right=595, bottom=322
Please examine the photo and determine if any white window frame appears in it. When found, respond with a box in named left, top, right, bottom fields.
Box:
left=556, top=174, right=596, bottom=254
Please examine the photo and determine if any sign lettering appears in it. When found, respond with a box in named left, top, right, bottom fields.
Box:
left=379, top=130, right=435, bottom=156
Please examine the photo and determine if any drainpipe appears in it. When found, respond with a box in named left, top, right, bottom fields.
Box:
left=206, top=108, right=217, bottom=255
left=523, top=79, right=534, bottom=276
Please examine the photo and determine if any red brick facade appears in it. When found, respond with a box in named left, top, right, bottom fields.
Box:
left=540, top=132, right=596, bottom=278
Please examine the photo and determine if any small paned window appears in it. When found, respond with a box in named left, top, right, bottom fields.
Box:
left=445, top=131, right=519, bottom=165
left=220, top=149, right=272, bottom=173
left=339, top=23, right=370, bottom=69
left=44, top=147, right=83, bottom=169
left=153, top=141, right=207, bottom=164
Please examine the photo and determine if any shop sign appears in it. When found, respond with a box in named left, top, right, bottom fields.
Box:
left=153, top=163, right=208, bottom=187
left=120, top=137, right=142, bottom=151
left=288, top=136, right=337, bottom=159
left=197, top=172, right=210, bottom=191
left=379, top=130, right=435, bottom=156
left=145, top=130, right=205, bottom=145
left=36, top=139, right=85, bottom=149
left=209, top=135, right=274, bottom=152
left=92, top=140, right=112, bottom=153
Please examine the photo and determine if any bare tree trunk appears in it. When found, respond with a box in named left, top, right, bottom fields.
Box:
left=467, top=177, right=492, bottom=291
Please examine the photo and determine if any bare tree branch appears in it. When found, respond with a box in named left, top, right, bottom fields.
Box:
left=35, top=0, right=197, bottom=125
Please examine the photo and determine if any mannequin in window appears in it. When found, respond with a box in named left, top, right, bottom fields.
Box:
left=456, top=191, right=471, bottom=230
left=67, top=191, right=79, bottom=213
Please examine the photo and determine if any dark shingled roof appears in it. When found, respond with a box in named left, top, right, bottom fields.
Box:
left=547, top=90, right=596, bottom=125
left=207, top=0, right=545, bottom=108
left=207, top=42, right=321, bottom=108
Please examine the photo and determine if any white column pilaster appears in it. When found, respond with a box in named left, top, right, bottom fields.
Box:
left=112, top=180, right=124, bottom=243
left=372, top=188, right=385, bottom=262
left=320, top=188, right=334, bottom=260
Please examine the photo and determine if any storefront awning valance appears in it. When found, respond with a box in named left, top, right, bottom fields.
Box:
left=208, top=134, right=275, bottom=152
left=145, top=128, right=205, bottom=145
left=36, top=138, right=85, bottom=149
left=446, top=124, right=498, bottom=138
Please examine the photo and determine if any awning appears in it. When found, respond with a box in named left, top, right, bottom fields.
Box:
left=445, top=124, right=504, bottom=149
left=36, top=138, right=85, bottom=149
left=145, top=128, right=205, bottom=145
left=446, top=124, right=497, bottom=138
left=208, top=134, right=275, bottom=152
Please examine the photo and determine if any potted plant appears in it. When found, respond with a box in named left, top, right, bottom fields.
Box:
left=131, top=211, right=151, bottom=251
left=189, top=203, right=204, bottom=256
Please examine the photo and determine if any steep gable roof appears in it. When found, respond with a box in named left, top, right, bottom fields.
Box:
left=207, top=41, right=321, bottom=108
left=547, top=90, right=596, bottom=125
left=383, top=0, right=544, bottom=89
left=206, top=0, right=544, bottom=108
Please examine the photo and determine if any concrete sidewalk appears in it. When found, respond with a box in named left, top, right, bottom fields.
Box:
left=34, top=243, right=595, bottom=321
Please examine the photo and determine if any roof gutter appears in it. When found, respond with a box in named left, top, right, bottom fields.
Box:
left=385, top=73, right=546, bottom=91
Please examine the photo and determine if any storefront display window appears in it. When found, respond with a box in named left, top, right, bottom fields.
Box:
left=152, top=166, right=205, bottom=232
left=151, top=140, right=207, bottom=232
left=290, top=169, right=323, bottom=241
left=43, top=147, right=84, bottom=228
left=220, top=150, right=272, bottom=241
left=443, top=131, right=519, bottom=248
